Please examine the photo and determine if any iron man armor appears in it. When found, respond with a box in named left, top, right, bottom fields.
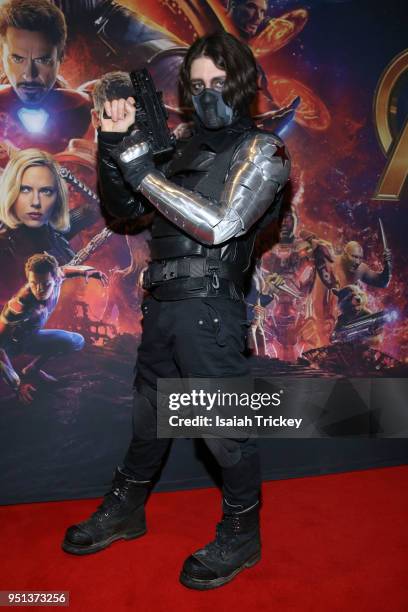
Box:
left=0, top=86, right=92, bottom=161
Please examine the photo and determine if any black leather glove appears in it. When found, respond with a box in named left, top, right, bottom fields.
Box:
left=102, top=129, right=155, bottom=189
left=97, top=130, right=154, bottom=219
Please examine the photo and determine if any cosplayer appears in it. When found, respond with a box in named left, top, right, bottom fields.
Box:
left=63, top=32, right=290, bottom=590
left=0, top=148, right=94, bottom=301
left=0, top=0, right=92, bottom=160
left=0, top=252, right=107, bottom=403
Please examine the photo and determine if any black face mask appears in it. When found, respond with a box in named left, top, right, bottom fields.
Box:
left=192, top=88, right=234, bottom=129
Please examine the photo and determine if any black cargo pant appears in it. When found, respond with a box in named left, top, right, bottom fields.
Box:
left=122, top=293, right=261, bottom=511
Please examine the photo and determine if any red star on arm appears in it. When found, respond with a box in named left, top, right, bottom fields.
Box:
left=273, top=144, right=289, bottom=165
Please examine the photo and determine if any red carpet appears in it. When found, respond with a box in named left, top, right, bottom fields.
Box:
left=1, top=466, right=407, bottom=611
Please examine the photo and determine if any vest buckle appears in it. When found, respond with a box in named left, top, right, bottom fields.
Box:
left=211, top=270, right=220, bottom=289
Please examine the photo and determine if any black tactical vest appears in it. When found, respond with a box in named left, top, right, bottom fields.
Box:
left=144, top=116, right=282, bottom=300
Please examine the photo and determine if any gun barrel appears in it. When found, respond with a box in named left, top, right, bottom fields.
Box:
left=332, top=310, right=388, bottom=343
left=339, top=311, right=386, bottom=331
left=130, top=69, right=175, bottom=159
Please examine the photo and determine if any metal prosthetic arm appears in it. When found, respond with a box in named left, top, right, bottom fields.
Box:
left=119, top=132, right=290, bottom=245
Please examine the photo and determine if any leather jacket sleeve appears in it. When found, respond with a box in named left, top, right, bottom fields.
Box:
left=97, top=130, right=153, bottom=220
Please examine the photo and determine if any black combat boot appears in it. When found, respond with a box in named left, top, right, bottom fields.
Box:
left=62, top=467, right=150, bottom=555
left=180, top=503, right=261, bottom=590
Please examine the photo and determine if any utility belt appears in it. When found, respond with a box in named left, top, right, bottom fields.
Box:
left=142, top=257, right=245, bottom=300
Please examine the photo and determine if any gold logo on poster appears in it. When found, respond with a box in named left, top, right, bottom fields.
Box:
left=373, top=49, right=408, bottom=201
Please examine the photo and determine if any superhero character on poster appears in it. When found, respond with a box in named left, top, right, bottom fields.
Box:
left=0, top=0, right=406, bottom=400
left=0, top=148, right=100, bottom=301
left=0, top=0, right=92, bottom=162
left=0, top=0, right=406, bottom=515
left=0, top=252, right=107, bottom=403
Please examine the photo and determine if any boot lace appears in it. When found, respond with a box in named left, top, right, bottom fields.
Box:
left=91, top=480, right=133, bottom=520
left=204, top=515, right=242, bottom=560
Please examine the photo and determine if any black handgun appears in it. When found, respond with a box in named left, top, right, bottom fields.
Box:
left=129, top=68, right=175, bottom=160
left=102, top=68, right=176, bottom=160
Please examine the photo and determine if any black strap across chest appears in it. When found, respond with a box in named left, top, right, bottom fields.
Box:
left=166, top=126, right=254, bottom=201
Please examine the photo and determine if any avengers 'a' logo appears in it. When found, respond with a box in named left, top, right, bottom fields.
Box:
left=373, top=49, right=408, bottom=201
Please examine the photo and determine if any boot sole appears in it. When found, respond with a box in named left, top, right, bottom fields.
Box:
left=179, top=551, right=261, bottom=590
left=61, top=527, right=147, bottom=556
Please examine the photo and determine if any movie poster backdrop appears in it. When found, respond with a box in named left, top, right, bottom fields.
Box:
left=0, top=0, right=407, bottom=503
